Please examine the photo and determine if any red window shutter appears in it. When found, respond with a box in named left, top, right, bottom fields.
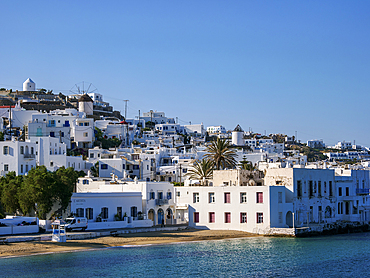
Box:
left=257, top=192, right=263, bottom=203
left=240, top=213, right=242, bottom=223
left=225, top=193, right=230, bottom=203
left=194, top=212, right=199, bottom=223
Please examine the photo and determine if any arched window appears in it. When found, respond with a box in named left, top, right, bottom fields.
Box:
left=20, top=146, right=24, bottom=154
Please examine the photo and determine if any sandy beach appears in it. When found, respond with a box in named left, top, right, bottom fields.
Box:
left=0, top=229, right=259, bottom=258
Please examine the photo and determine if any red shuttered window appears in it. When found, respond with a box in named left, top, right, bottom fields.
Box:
left=224, top=192, right=231, bottom=203
left=209, top=212, right=215, bottom=223
left=194, top=212, right=199, bottom=223
left=225, top=212, right=231, bottom=223
left=256, top=192, right=263, bottom=203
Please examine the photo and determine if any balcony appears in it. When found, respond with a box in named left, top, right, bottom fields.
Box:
left=24, top=154, right=36, bottom=159
left=356, top=188, right=370, bottom=195
left=155, top=199, right=169, bottom=206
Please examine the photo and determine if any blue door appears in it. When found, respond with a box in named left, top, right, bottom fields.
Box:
left=158, top=209, right=164, bottom=225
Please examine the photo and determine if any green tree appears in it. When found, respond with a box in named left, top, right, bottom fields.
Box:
left=238, top=157, right=254, bottom=171
left=19, top=166, right=55, bottom=218
left=0, top=131, right=4, bottom=141
left=204, top=138, right=237, bottom=170
left=186, top=159, right=214, bottom=185
left=90, top=162, right=99, bottom=177
left=0, top=172, right=23, bottom=215
left=54, top=167, right=79, bottom=212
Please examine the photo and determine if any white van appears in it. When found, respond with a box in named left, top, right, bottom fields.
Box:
left=64, top=217, right=88, bottom=231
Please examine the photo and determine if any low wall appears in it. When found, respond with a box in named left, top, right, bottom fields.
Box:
left=0, top=226, right=12, bottom=236
left=265, top=228, right=296, bottom=236
left=12, top=225, right=39, bottom=235
left=0, top=225, right=39, bottom=236
left=87, top=219, right=153, bottom=231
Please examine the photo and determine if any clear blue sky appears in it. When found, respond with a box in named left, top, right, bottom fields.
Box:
left=1, top=1, right=370, bottom=147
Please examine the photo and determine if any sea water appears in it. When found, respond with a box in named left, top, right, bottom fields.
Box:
left=1, top=232, right=370, bottom=278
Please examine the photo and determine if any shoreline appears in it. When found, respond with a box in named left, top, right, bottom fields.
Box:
left=0, top=229, right=260, bottom=259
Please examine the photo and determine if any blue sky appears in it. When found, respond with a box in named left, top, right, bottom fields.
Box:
left=1, top=1, right=370, bottom=146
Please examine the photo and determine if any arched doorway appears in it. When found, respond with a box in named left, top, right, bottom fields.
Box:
left=325, top=206, right=332, bottom=219
left=286, top=211, right=293, bottom=228
left=148, top=209, right=155, bottom=225
left=166, top=208, right=173, bottom=225
left=158, top=209, right=164, bottom=226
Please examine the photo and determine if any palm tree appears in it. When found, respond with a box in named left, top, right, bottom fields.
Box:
left=186, top=159, right=214, bottom=185
left=204, top=138, right=237, bottom=170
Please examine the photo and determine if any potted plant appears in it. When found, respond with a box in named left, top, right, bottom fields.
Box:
left=96, top=213, right=102, bottom=222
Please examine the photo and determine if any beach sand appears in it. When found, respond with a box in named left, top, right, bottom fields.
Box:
left=0, top=229, right=259, bottom=258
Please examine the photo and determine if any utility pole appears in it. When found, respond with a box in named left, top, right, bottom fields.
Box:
left=123, top=100, right=129, bottom=146
left=179, top=164, right=182, bottom=184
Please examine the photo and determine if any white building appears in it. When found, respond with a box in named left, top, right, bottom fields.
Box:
left=141, top=111, right=175, bottom=124
left=75, top=176, right=177, bottom=225
left=207, top=125, right=226, bottom=134
left=307, top=139, right=325, bottom=149
left=0, top=140, right=37, bottom=176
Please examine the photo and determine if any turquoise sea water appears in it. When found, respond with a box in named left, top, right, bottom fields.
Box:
left=1, top=233, right=370, bottom=278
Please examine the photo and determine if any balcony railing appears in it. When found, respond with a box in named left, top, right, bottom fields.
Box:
left=155, top=199, right=169, bottom=206
left=356, top=188, right=370, bottom=195
left=24, top=154, right=36, bottom=159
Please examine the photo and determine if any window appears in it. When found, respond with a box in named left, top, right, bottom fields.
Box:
left=338, top=187, right=342, bottom=196
left=209, top=212, right=215, bottom=223
left=182, top=168, right=187, bottom=173
left=4, top=164, right=8, bottom=171
left=133, top=165, right=139, bottom=170
left=131, top=206, right=137, bottom=217
left=117, top=207, right=122, bottom=220
left=257, top=212, right=263, bottom=223
left=101, top=207, right=108, bottom=219
left=83, top=132, right=88, bottom=137
left=79, top=123, right=83, bottom=126
left=240, top=192, right=247, bottom=203
left=224, top=192, right=231, bottom=203
left=194, top=212, right=199, bottom=223
left=167, top=192, right=172, bottom=200
left=329, top=181, right=333, bottom=197
left=82, top=179, right=89, bottom=185
left=309, top=181, right=314, bottom=197
left=3, top=146, right=8, bottom=155
left=279, top=212, right=283, bottom=223
left=31, top=147, right=34, bottom=155
left=76, top=208, right=84, bottom=217
left=150, top=191, right=155, bottom=200
left=101, top=164, right=108, bottom=170
left=20, top=146, right=24, bottom=154
left=209, top=192, right=215, bottom=203
left=84, top=122, right=89, bottom=126
left=50, top=132, right=55, bottom=137
left=20, top=165, right=23, bottom=173
left=256, top=192, right=263, bottom=203
left=318, top=181, right=322, bottom=197
left=278, top=192, right=282, bottom=203
left=240, top=212, right=247, bottom=223
left=86, top=208, right=93, bottom=220
left=176, top=191, right=180, bottom=197
left=158, top=192, right=163, bottom=199
left=50, top=162, right=53, bottom=167
left=225, top=212, right=231, bottom=223
left=61, top=132, right=64, bottom=137
left=25, top=165, right=28, bottom=172
left=193, top=193, right=200, bottom=203
left=346, top=187, right=349, bottom=196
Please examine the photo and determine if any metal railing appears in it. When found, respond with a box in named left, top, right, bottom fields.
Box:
left=155, top=199, right=169, bottom=206
left=356, top=188, right=370, bottom=195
